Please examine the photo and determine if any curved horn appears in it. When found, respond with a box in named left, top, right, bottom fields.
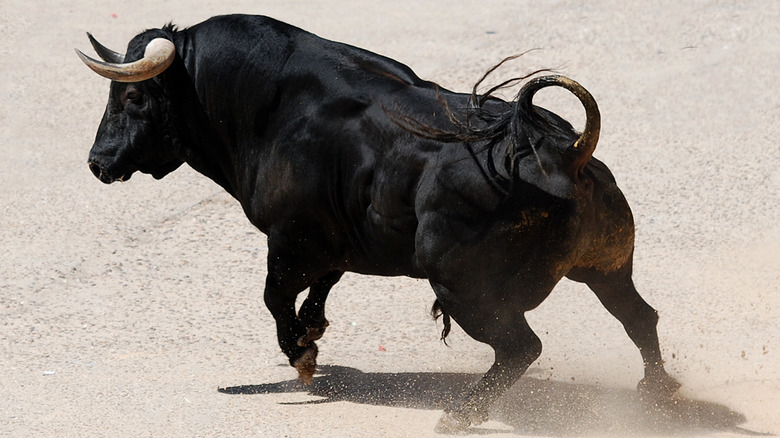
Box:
left=518, top=75, right=601, bottom=171
left=87, top=33, right=125, bottom=63
left=76, top=37, right=175, bottom=83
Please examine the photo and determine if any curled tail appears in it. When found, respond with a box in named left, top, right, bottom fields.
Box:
left=516, top=75, right=601, bottom=182
left=386, top=57, right=602, bottom=197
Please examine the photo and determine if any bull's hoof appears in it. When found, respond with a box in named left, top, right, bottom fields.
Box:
left=637, top=373, right=681, bottom=401
left=293, top=344, right=318, bottom=385
left=435, top=411, right=470, bottom=434
left=434, top=408, right=488, bottom=434
left=296, top=323, right=329, bottom=347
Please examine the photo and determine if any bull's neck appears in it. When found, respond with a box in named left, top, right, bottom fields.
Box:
left=168, top=34, right=247, bottom=200
left=170, top=86, right=241, bottom=197
left=181, top=129, right=240, bottom=198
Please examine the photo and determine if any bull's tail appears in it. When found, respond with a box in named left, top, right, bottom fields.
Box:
left=515, top=75, right=601, bottom=181
left=386, top=58, right=602, bottom=196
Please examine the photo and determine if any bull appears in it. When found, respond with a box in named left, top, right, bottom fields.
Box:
left=76, top=14, right=679, bottom=432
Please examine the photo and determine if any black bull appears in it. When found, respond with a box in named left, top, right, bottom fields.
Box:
left=77, top=14, right=679, bottom=433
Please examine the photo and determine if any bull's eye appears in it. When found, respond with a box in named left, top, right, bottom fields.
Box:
left=121, top=87, right=143, bottom=106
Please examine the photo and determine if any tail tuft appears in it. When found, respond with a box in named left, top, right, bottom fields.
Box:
left=431, top=299, right=452, bottom=345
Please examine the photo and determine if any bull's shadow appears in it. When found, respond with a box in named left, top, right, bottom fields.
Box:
left=219, top=365, right=762, bottom=436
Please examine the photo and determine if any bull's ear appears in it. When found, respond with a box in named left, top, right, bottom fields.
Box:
left=87, top=33, right=125, bottom=63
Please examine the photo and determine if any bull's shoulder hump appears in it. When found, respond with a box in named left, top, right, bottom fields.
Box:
left=188, top=14, right=307, bottom=37
left=183, top=14, right=307, bottom=62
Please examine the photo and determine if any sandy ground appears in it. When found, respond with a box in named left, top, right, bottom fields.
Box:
left=2, top=0, right=779, bottom=436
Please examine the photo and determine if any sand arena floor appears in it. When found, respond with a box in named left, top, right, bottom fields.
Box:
left=1, top=1, right=778, bottom=436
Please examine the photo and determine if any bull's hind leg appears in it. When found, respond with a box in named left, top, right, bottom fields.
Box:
left=431, top=283, right=543, bottom=433
left=571, top=266, right=680, bottom=398
left=297, top=270, right=343, bottom=348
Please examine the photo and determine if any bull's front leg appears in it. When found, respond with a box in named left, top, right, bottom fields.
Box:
left=263, top=231, right=342, bottom=385
left=263, top=274, right=319, bottom=384
left=296, top=271, right=343, bottom=348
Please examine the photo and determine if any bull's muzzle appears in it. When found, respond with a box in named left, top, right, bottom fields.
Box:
left=88, top=160, right=131, bottom=184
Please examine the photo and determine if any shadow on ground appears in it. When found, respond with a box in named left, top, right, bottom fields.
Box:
left=220, top=365, right=764, bottom=436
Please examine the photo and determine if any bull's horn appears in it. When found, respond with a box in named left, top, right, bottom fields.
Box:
left=76, top=37, right=175, bottom=83
left=87, top=33, right=125, bottom=63
left=518, top=75, right=601, bottom=176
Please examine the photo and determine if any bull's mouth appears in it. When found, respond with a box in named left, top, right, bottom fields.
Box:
left=88, top=159, right=181, bottom=183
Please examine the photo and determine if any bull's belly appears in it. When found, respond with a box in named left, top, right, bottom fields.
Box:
left=414, top=206, right=591, bottom=311
left=344, top=236, right=426, bottom=279
left=347, top=257, right=427, bottom=278
left=342, top=205, right=425, bottom=278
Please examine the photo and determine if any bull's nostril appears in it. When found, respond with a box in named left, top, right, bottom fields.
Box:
left=89, top=162, right=103, bottom=179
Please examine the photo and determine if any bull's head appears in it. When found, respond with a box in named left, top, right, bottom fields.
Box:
left=76, top=32, right=184, bottom=183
